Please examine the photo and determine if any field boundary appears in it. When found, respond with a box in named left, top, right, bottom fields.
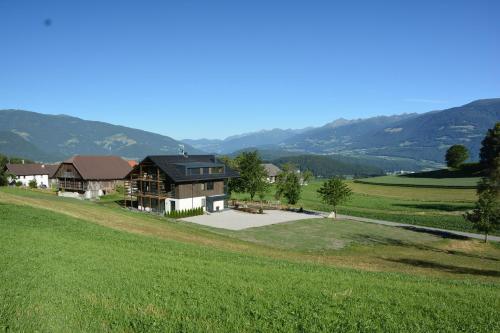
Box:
left=353, top=179, right=477, bottom=189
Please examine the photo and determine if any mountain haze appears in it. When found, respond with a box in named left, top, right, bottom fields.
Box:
left=183, top=127, right=312, bottom=154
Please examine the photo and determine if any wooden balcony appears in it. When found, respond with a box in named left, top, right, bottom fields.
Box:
left=59, top=179, right=87, bottom=191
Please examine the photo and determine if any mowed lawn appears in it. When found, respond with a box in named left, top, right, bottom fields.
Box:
left=232, top=180, right=487, bottom=234
left=1, top=188, right=500, bottom=331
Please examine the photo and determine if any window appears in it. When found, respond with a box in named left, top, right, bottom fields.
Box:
left=206, top=181, right=214, bottom=190
left=200, top=183, right=205, bottom=191
left=210, top=166, right=224, bottom=174
left=188, top=168, right=201, bottom=175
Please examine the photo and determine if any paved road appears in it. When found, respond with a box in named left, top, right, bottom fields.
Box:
left=332, top=213, right=500, bottom=242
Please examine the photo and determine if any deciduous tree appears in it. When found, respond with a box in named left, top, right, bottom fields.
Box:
left=445, top=145, right=469, bottom=169
left=317, top=177, right=352, bottom=219
left=275, top=163, right=301, bottom=205
left=234, top=151, right=267, bottom=200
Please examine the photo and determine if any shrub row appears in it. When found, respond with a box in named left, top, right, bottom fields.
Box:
left=166, top=207, right=204, bottom=219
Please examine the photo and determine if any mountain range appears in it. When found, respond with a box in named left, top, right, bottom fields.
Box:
left=0, top=98, right=498, bottom=171
left=185, top=98, right=500, bottom=163
left=0, top=110, right=200, bottom=162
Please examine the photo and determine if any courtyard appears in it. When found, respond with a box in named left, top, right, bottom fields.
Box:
left=182, top=208, right=323, bottom=230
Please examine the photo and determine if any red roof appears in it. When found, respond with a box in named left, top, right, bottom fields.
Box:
left=127, top=160, right=138, bottom=167
left=61, top=155, right=132, bottom=180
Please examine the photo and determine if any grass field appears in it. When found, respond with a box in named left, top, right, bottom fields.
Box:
left=232, top=180, right=489, bottom=234
left=354, top=175, right=480, bottom=188
left=1, top=188, right=500, bottom=331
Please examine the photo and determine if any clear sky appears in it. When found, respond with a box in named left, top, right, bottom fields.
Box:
left=1, top=0, right=499, bottom=139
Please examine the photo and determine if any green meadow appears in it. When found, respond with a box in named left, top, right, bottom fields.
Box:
left=0, top=188, right=500, bottom=332
left=232, top=179, right=488, bottom=234
left=355, top=175, right=480, bottom=188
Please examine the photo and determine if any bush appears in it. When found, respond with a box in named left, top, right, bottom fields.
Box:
left=15, top=181, right=22, bottom=187
left=28, top=179, right=37, bottom=189
left=115, top=185, right=125, bottom=195
left=166, top=207, right=204, bottom=219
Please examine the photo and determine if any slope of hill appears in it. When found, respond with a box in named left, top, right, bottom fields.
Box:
left=282, top=99, right=500, bottom=161
left=0, top=110, right=200, bottom=162
left=270, top=154, right=384, bottom=177
left=227, top=148, right=442, bottom=172
left=0, top=131, right=62, bottom=161
left=184, top=98, right=499, bottom=165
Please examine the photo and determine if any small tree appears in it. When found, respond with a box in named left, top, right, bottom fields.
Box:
left=302, top=170, right=313, bottom=185
left=464, top=186, right=500, bottom=242
left=479, top=122, right=500, bottom=176
left=28, top=179, right=37, bottom=189
left=464, top=123, right=500, bottom=242
left=445, top=144, right=469, bottom=169
left=317, top=177, right=352, bottom=219
left=234, top=151, right=268, bottom=200
left=275, top=164, right=302, bottom=205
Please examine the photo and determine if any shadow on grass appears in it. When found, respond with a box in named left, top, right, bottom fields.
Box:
left=394, top=203, right=472, bottom=212
left=399, top=226, right=470, bottom=240
left=385, top=258, right=500, bottom=277
left=402, top=164, right=483, bottom=179
left=350, top=233, right=499, bottom=262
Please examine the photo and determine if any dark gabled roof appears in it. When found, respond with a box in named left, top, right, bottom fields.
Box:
left=6, top=163, right=59, bottom=178
left=141, top=155, right=239, bottom=182
left=59, top=155, right=132, bottom=180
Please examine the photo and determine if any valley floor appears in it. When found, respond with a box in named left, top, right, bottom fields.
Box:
left=0, top=188, right=499, bottom=331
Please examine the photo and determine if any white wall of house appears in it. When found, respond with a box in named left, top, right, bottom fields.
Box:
left=164, top=196, right=206, bottom=213
left=11, top=174, right=49, bottom=187
left=212, top=200, right=224, bottom=212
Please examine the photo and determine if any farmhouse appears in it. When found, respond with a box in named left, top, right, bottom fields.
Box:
left=55, top=155, right=131, bottom=199
left=262, top=163, right=281, bottom=183
left=4, top=163, right=59, bottom=188
left=125, top=155, right=239, bottom=214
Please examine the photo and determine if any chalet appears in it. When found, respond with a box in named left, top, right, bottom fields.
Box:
left=55, top=155, right=132, bottom=199
left=4, top=163, right=59, bottom=188
left=125, top=155, right=239, bottom=214
left=262, top=163, right=281, bottom=183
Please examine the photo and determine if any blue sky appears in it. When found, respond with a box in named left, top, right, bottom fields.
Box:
left=1, top=0, right=499, bottom=139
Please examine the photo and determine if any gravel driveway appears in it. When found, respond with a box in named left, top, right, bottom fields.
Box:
left=182, top=209, right=322, bottom=230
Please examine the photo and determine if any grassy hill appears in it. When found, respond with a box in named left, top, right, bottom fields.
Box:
left=0, top=188, right=499, bottom=331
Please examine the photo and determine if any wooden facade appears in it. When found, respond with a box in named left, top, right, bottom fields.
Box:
left=125, top=161, right=227, bottom=214
left=57, top=163, right=125, bottom=196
